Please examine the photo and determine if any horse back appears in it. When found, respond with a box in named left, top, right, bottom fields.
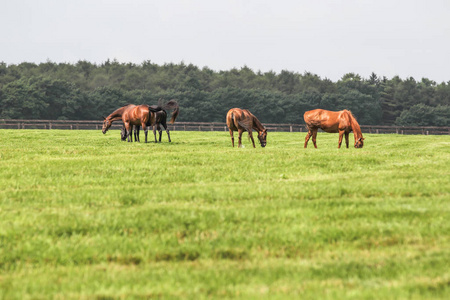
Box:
left=123, top=105, right=150, bottom=125
left=227, top=108, right=254, bottom=131
left=304, top=109, right=352, bottom=133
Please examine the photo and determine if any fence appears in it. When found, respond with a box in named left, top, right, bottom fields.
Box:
left=0, top=119, right=449, bottom=135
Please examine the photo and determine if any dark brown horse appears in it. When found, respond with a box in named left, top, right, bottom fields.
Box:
left=226, top=108, right=267, bottom=148
left=102, top=104, right=151, bottom=142
left=148, top=100, right=179, bottom=143
left=304, top=109, right=364, bottom=148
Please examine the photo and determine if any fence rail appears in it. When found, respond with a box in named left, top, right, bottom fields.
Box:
left=0, top=119, right=449, bottom=135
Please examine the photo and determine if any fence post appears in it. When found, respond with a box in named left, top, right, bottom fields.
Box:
left=290, top=125, right=293, bottom=132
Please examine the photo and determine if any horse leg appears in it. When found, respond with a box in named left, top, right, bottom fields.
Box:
left=304, top=130, right=312, bottom=148
left=162, top=122, right=171, bottom=142
left=157, top=124, right=163, bottom=142
left=345, top=132, right=350, bottom=148
left=152, top=125, right=157, bottom=143
left=248, top=131, right=256, bottom=148
left=125, top=123, right=132, bottom=142
left=312, top=129, right=318, bottom=148
left=238, top=129, right=244, bottom=148
left=141, top=123, right=148, bottom=143
left=338, top=130, right=345, bottom=148
left=229, top=129, right=235, bottom=147
left=134, top=126, right=140, bottom=142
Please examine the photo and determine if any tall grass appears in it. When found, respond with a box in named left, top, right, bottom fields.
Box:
left=0, top=129, right=449, bottom=299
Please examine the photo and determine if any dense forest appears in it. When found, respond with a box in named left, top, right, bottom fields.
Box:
left=0, top=60, right=449, bottom=126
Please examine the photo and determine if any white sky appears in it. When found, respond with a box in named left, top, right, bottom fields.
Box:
left=2, top=0, right=450, bottom=82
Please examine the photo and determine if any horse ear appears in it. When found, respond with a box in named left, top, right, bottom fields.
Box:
left=102, top=116, right=106, bottom=120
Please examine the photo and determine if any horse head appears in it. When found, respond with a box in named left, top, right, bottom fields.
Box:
left=120, top=125, right=127, bottom=141
left=102, top=117, right=112, bottom=134
left=354, top=137, right=364, bottom=148
left=258, top=129, right=268, bottom=147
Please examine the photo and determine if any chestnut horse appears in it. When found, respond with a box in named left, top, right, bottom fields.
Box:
left=102, top=104, right=134, bottom=137
left=304, top=109, right=364, bottom=148
left=226, top=108, right=267, bottom=148
left=102, top=104, right=152, bottom=142
left=121, top=100, right=180, bottom=143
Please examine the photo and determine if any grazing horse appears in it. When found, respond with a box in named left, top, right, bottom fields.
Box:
left=102, top=104, right=151, bottom=142
left=303, top=109, right=364, bottom=148
left=102, top=104, right=135, bottom=138
left=121, top=125, right=139, bottom=141
left=226, top=108, right=267, bottom=148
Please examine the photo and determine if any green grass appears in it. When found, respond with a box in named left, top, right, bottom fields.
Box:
left=0, top=129, right=449, bottom=299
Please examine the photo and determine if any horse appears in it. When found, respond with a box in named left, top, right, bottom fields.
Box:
left=303, top=109, right=364, bottom=148
left=148, top=99, right=179, bottom=143
left=102, top=104, right=136, bottom=138
left=148, top=109, right=171, bottom=142
left=102, top=104, right=153, bottom=143
left=226, top=108, right=267, bottom=148
left=126, top=100, right=180, bottom=143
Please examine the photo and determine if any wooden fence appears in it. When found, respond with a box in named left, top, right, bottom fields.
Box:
left=0, top=119, right=449, bottom=135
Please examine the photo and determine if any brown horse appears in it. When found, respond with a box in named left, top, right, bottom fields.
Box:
left=125, top=100, right=180, bottom=143
left=102, top=104, right=151, bottom=142
left=303, top=109, right=364, bottom=148
left=226, top=108, right=267, bottom=148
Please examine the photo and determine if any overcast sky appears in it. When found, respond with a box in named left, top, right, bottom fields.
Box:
left=2, top=0, right=450, bottom=82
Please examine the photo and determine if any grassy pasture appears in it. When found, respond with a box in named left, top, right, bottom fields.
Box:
left=0, top=129, right=449, bottom=299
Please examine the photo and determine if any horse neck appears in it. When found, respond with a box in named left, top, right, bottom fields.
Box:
left=349, top=114, right=363, bottom=140
left=107, top=106, right=128, bottom=121
left=252, top=116, right=265, bottom=132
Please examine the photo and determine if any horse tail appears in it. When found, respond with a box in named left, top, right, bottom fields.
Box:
left=148, top=105, right=162, bottom=113
left=164, top=99, right=179, bottom=124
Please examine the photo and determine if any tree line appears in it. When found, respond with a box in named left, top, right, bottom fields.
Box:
left=0, top=60, right=448, bottom=126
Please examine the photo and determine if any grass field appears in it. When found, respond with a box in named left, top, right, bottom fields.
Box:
left=0, top=129, right=449, bottom=299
